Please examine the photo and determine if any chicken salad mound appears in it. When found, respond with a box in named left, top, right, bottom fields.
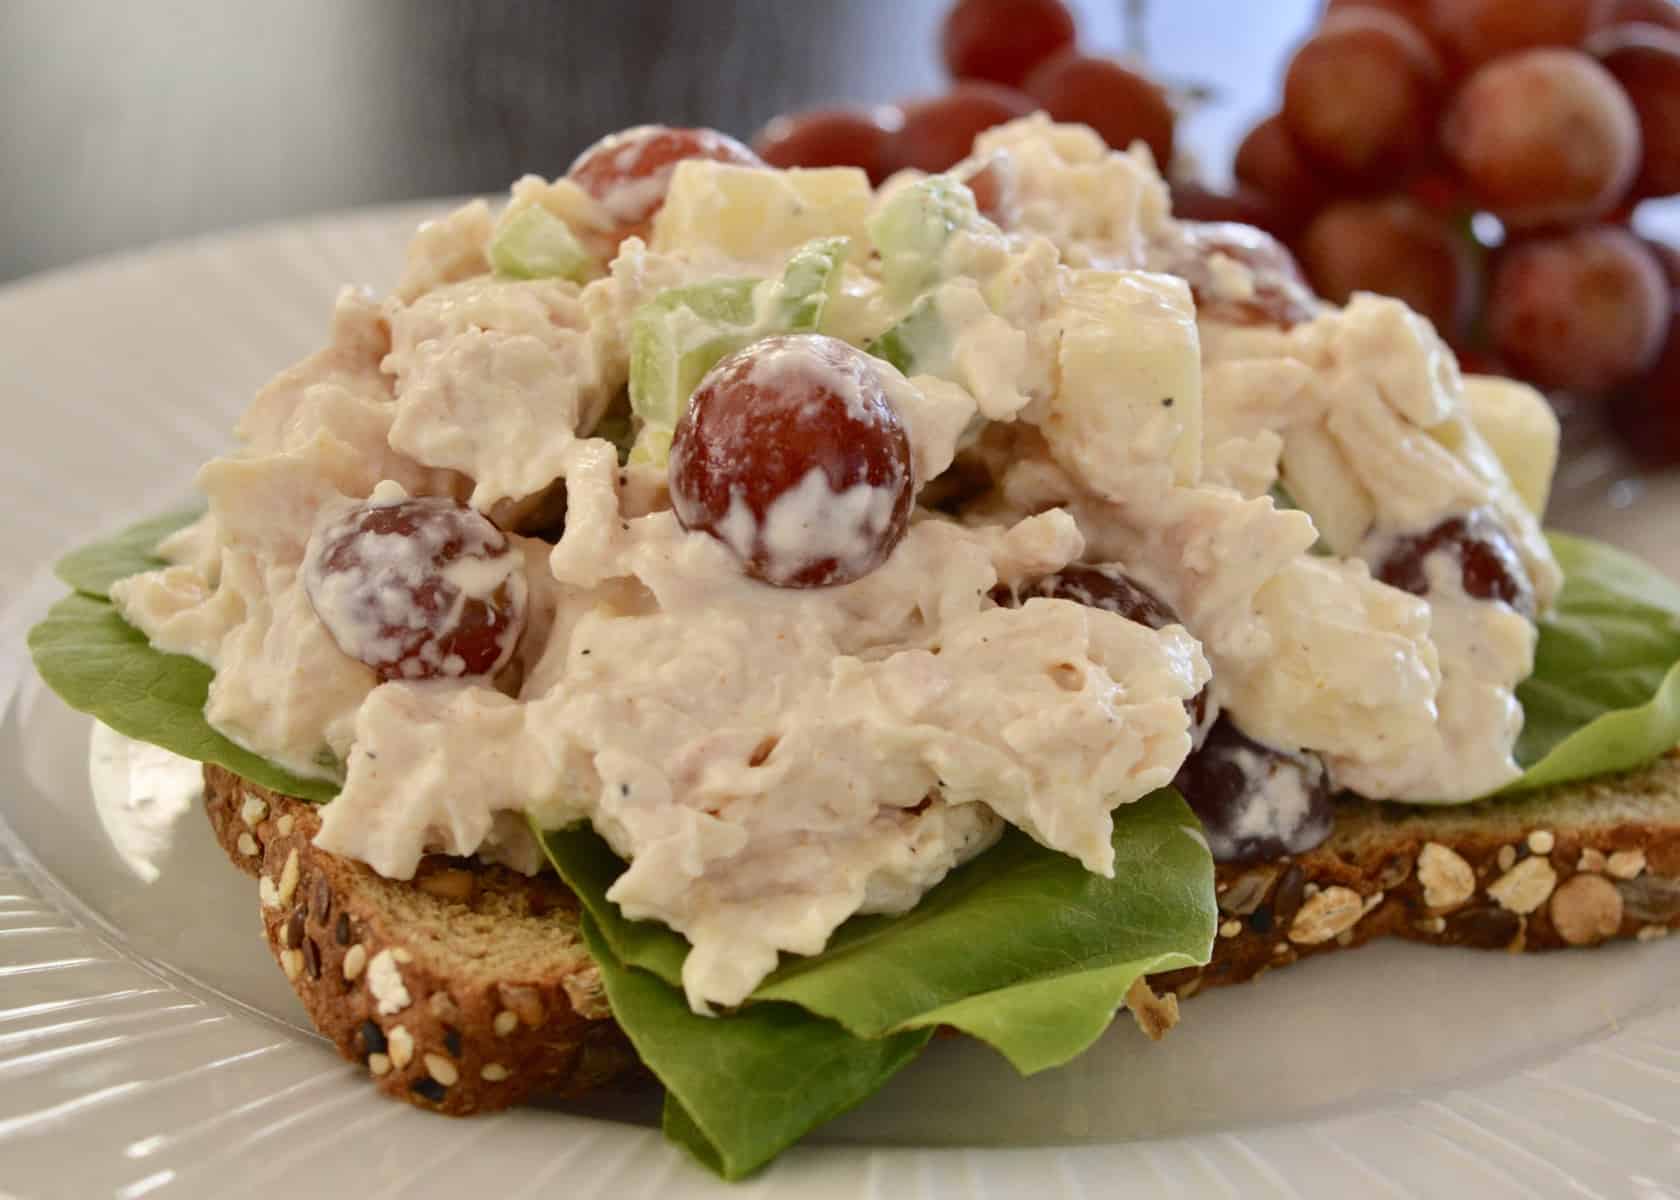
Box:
left=109, top=117, right=1562, bottom=1012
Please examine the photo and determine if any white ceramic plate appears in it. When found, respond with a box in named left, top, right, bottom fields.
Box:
left=3, top=209, right=1680, bottom=1200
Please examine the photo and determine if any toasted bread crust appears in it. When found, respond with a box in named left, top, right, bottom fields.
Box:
left=206, top=754, right=1680, bottom=1115
left=1155, top=752, right=1680, bottom=998
left=203, top=765, right=638, bottom=1116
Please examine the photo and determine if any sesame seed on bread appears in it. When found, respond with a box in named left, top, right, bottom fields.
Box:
left=202, top=764, right=640, bottom=1115
left=204, top=752, right=1680, bottom=1116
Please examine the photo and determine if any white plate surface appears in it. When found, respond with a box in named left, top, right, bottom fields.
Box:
left=3, top=209, right=1680, bottom=1200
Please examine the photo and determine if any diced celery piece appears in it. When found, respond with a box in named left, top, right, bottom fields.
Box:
left=776, top=236, right=850, bottom=332
left=868, top=176, right=980, bottom=301
left=866, top=293, right=950, bottom=376
left=628, top=279, right=761, bottom=435
left=489, top=206, right=595, bottom=282
left=628, top=426, right=675, bottom=467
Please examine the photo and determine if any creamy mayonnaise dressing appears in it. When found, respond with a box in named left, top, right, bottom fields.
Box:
left=112, top=115, right=1561, bottom=1012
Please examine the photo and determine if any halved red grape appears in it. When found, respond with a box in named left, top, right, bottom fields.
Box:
left=1283, top=9, right=1446, bottom=181
left=669, top=334, right=912, bottom=588
left=1587, top=23, right=1680, bottom=197
left=752, top=106, right=903, bottom=184
left=568, top=125, right=761, bottom=238
left=1441, top=49, right=1641, bottom=229
left=1172, top=715, right=1334, bottom=864
left=992, top=564, right=1211, bottom=742
left=940, top=0, right=1078, bottom=89
left=1487, top=225, right=1670, bottom=394
left=1374, top=509, right=1537, bottom=618
left=1022, top=50, right=1175, bottom=165
left=1160, top=221, right=1319, bottom=328
left=885, top=84, right=1035, bottom=175
left=304, top=497, right=527, bottom=682
left=1429, top=0, right=1610, bottom=71
left=1233, top=114, right=1334, bottom=227
left=1298, top=197, right=1477, bottom=339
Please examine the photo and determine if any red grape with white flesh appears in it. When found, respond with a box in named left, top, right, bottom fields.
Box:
left=886, top=84, right=1034, bottom=175
left=1441, top=49, right=1641, bottom=229
left=1487, top=225, right=1670, bottom=394
left=1374, top=509, right=1538, bottom=620
left=568, top=125, right=761, bottom=241
left=991, top=564, right=1212, bottom=745
left=1161, top=221, right=1318, bottom=329
left=304, top=497, right=527, bottom=683
left=1282, top=9, right=1446, bottom=181
left=1022, top=50, right=1175, bottom=165
left=1233, top=114, right=1334, bottom=226
left=1172, top=715, right=1334, bottom=864
left=1608, top=312, right=1680, bottom=465
left=669, top=334, right=913, bottom=588
left=1603, top=0, right=1680, bottom=34
left=1588, top=23, right=1680, bottom=197
left=940, top=0, right=1077, bottom=89
left=1429, top=0, right=1610, bottom=71
left=753, top=107, right=902, bottom=184
left=1298, top=197, right=1477, bottom=340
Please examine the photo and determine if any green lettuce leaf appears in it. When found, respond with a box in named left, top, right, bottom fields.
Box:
left=29, top=509, right=337, bottom=802
left=1510, top=532, right=1680, bottom=792
left=578, top=916, right=931, bottom=1180
left=55, top=506, right=204, bottom=599
left=28, top=593, right=340, bottom=802
left=539, top=789, right=1215, bottom=1075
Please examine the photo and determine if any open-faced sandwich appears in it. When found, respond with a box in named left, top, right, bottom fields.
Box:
left=29, top=116, right=1680, bottom=1179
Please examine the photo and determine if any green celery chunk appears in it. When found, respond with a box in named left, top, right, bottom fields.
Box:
left=865, top=292, right=950, bottom=376
left=488, top=206, right=595, bottom=282
left=868, top=175, right=980, bottom=301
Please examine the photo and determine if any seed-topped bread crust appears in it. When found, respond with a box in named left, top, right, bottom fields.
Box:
left=203, top=764, right=640, bottom=1116
left=204, top=753, right=1680, bottom=1116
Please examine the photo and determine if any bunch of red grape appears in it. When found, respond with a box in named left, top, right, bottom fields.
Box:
left=1231, top=0, right=1680, bottom=464
left=751, top=0, right=1175, bottom=182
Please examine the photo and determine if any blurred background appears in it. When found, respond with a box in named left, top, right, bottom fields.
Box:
left=0, top=0, right=1310, bottom=282
left=2, top=0, right=1677, bottom=471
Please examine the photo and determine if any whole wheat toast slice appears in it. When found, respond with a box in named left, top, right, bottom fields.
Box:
left=204, top=753, right=1680, bottom=1115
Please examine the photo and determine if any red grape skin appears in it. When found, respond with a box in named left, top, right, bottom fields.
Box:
left=1172, top=714, right=1333, bottom=863
left=991, top=564, right=1211, bottom=743
left=1602, top=0, right=1680, bottom=34
left=1441, top=49, right=1642, bottom=229
left=1608, top=312, right=1680, bottom=465
left=940, top=0, right=1078, bottom=89
left=1022, top=50, right=1176, bottom=165
left=1161, top=221, right=1319, bottom=329
left=1169, top=183, right=1296, bottom=243
left=1375, top=509, right=1537, bottom=619
left=1587, top=23, right=1680, bottom=197
left=1325, top=0, right=1436, bottom=31
left=669, top=335, right=913, bottom=588
left=1428, top=0, right=1611, bottom=71
left=1233, top=114, right=1334, bottom=227
left=1297, top=198, right=1477, bottom=340
left=304, top=497, right=526, bottom=683
left=752, top=106, right=903, bottom=184
left=885, top=84, right=1034, bottom=175
left=1282, top=9, right=1446, bottom=180
left=568, top=126, right=761, bottom=238
left=1487, top=225, right=1670, bottom=394
left=1646, top=236, right=1680, bottom=288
